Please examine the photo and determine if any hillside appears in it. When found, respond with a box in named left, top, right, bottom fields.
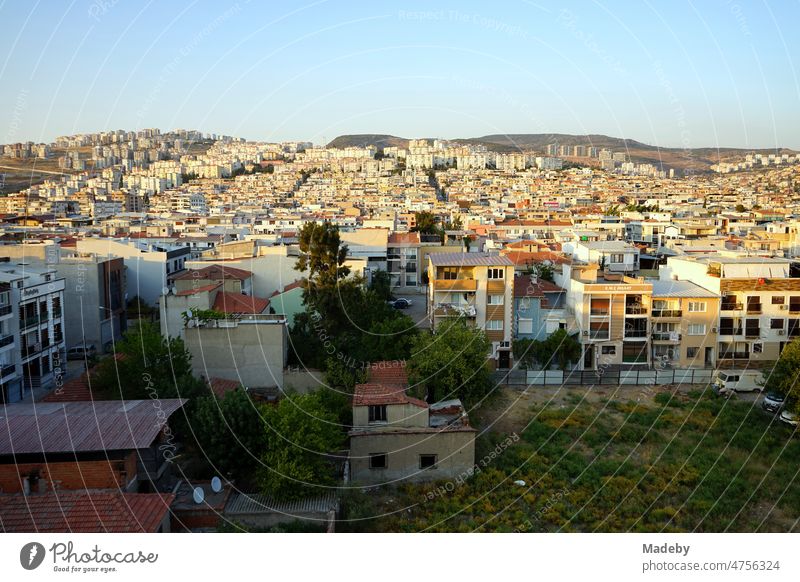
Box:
left=327, top=132, right=797, bottom=174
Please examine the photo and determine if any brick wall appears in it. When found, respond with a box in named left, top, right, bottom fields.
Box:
left=0, top=452, right=137, bottom=493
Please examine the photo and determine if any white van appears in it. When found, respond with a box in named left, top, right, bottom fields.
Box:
left=712, top=370, right=763, bottom=395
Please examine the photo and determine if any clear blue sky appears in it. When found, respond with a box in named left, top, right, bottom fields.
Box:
left=1, top=0, right=798, bottom=148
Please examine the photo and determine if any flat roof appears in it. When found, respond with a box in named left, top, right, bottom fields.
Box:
left=428, top=252, right=513, bottom=267
left=651, top=279, right=719, bottom=298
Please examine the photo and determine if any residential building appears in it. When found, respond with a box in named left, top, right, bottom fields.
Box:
left=348, top=362, right=476, bottom=484
left=427, top=252, right=515, bottom=369
left=513, top=274, right=567, bottom=340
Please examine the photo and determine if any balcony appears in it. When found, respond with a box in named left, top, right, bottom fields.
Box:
left=434, top=303, right=476, bottom=318
left=588, top=329, right=610, bottom=340
left=433, top=279, right=477, bottom=292
left=789, top=305, right=800, bottom=314
left=718, top=327, right=742, bottom=336
left=745, top=304, right=762, bottom=314
left=21, top=315, right=41, bottom=330
left=625, top=305, right=647, bottom=315
left=590, top=309, right=609, bottom=316
left=652, top=332, right=681, bottom=342
left=0, top=334, right=13, bottom=348
left=404, top=264, right=417, bottom=273
left=745, top=328, right=761, bottom=338
left=0, top=305, right=12, bottom=317
left=0, top=364, right=15, bottom=379
left=719, top=352, right=750, bottom=360
left=651, top=309, right=682, bottom=318
left=721, top=302, right=743, bottom=311
left=624, top=329, right=648, bottom=339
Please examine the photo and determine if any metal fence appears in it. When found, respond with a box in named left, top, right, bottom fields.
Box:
left=494, top=368, right=714, bottom=387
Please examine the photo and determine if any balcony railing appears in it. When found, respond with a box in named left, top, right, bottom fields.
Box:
left=789, top=304, right=800, bottom=313
left=0, top=305, right=12, bottom=317
left=651, top=309, right=682, bottom=318
left=624, top=329, right=648, bottom=338
left=622, top=353, right=648, bottom=363
left=745, top=304, right=762, bottom=314
left=721, top=302, right=743, bottom=311
left=21, top=315, right=41, bottom=329
left=589, top=330, right=610, bottom=340
left=719, top=327, right=742, bottom=336
left=745, top=328, right=761, bottom=338
left=625, top=305, right=647, bottom=315
left=719, top=352, right=750, bottom=360
left=652, top=332, right=680, bottom=341
left=590, top=309, right=609, bottom=316
left=0, top=364, right=15, bottom=378
left=0, top=335, right=13, bottom=348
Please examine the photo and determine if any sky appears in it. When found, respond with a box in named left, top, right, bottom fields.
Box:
left=1, top=0, right=798, bottom=148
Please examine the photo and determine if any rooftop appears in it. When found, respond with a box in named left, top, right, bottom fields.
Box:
left=428, top=252, right=513, bottom=267
left=352, top=383, right=427, bottom=408
left=651, top=279, right=720, bottom=298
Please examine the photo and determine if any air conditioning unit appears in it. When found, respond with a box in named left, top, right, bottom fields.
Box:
left=780, top=305, right=788, bottom=310
left=711, top=327, right=718, bottom=333
left=778, top=329, right=785, bottom=335
left=582, top=331, right=589, bottom=336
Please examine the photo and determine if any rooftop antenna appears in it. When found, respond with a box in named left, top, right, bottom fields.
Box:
left=211, top=476, right=222, bottom=493
left=192, top=486, right=205, bottom=504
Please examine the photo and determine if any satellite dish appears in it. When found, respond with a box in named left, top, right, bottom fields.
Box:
left=514, top=480, right=526, bottom=487
left=211, top=476, right=222, bottom=493
left=161, top=286, right=169, bottom=295
left=192, top=486, right=205, bottom=504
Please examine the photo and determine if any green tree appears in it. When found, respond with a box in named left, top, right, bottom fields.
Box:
left=534, top=261, right=555, bottom=282
left=369, top=269, right=392, bottom=301
left=541, top=329, right=582, bottom=371
left=735, top=204, right=747, bottom=213
left=192, top=388, right=266, bottom=480
left=365, top=315, right=418, bottom=362
left=407, top=319, right=492, bottom=405
left=93, top=322, right=200, bottom=400
left=762, top=339, right=800, bottom=412
left=296, top=221, right=350, bottom=303
left=412, top=211, right=440, bottom=235
left=258, top=392, right=345, bottom=500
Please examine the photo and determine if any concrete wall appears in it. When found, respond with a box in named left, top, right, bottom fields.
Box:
left=349, top=429, right=475, bottom=484
left=184, top=321, right=287, bottom=389
left=352, top=403, right=429, bottom=429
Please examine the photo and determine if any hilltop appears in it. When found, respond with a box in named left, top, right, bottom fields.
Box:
left=327, top=133, right=797, bottom=174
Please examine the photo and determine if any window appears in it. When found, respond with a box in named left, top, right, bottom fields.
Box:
left=590, top=298, right=610, bottom=315
left=688, top=302, right=706, bottom=312
left=487, top=294, right=504, bottom=305
left=687, top=323, right=706, bottom=336
left=487, top=268, right=504, bottom=279
left=687, top=347, right=698, bottom=358
left=440, top=267, right=458, bottom=280
left=753, top=343, right=763, bottom=353
left=419, top=454, right=437, bottom=469
left=517, top=318, right=533, bottom=334
left=601, top=346, right=616, bottom=355
left=772, top=296, right=785, bottom=305
left=368, top=405, right=387, bottom=423
left=486, top=320, right=503, bottom=331
left=771, top=318, right=784, bottom=330
left=369, top=453, right=387, bottom=469
left=609, top=253, right=624, bottom=263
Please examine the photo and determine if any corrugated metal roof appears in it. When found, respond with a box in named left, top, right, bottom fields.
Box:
left=0, top=399, right=186, bottom=455
left=651, top=280, right=719, bottom=298
left=225, top=491, right=339, bottom=515
left=428, top=252, right=513, bottom=266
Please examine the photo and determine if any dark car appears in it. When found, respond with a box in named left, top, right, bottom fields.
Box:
left=762, top=392, right=786, bottom=414
left=391, top=298, right=413, bottom=309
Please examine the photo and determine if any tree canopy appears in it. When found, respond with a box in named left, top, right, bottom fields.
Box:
left=763, top=339, right=800, bottom=412
left=407, top=318, right=492, bottom=405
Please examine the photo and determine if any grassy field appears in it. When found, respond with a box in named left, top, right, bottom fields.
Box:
left=340, top=387, right=799, bottom=532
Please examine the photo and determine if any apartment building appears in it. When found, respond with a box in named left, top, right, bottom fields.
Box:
left=662, top=255, right=798, bottom=368
left=562, top=263, right=651, bottom=370
left=569, top=240, right=640, bottom=274
left=387, top=231, right=422, bottom=291
left=0, top=264, right=66, bottom=401
left=427, top=252, right=514, bottom=369
left=650, top=280, right=719, bottom=368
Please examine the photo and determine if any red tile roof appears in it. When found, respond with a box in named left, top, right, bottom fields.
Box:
left=175, top=282, right=221, bottom=296
left=42, top=373, right=93, bottom=402
left=0, top=491, right=174, bottom=533
left=367, top=361, right=408, bottom=385
left=270, top=279, right=303, bottom=297
left=212, top=292, right=270, bottom=314
left=353, top=383, right=428, bottom=408
left=207, top=377, right=242, bottom=398
left=388, top=232, right=420, bottom=245
left=514, top=275, right=565, bottom=298
left=174, top=264, right=252, bottom=281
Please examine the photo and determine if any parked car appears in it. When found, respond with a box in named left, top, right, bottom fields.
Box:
left=779, top=409, right=798, bottom=427
left=762, top=392, right=786, bottom=414
left=391, top=298, right=413, bottom=309
left=66, top=344, right=97, bottom=360
left=712, top=369, right=763, bottom=395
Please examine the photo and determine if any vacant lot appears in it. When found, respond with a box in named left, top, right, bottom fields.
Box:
left=341, top=387, right=799, bottom=532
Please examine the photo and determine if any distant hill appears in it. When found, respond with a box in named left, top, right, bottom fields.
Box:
left=326, top=134, right=409, bottom=149
left=327, top=132, right=797, bottom=174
